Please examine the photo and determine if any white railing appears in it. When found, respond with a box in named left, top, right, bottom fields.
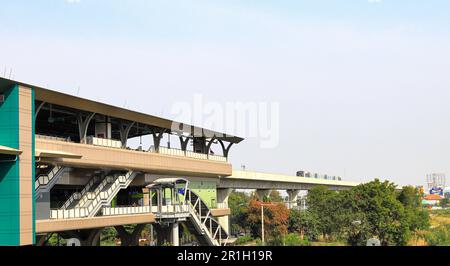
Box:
left=35, top=166, right=62, bottom=188
left=208, top=154, right=227, bottom=162
left=51, top=208, right=89, bottom=219
left=101, top=204, right=191, bottom=216
left=36, top=134, right=72, bottom=142
left=61, top=176, right=100, bottom=210
left=155, top=146, right=227, bottom=162
left=186, top=189, right=228, bottom=246
left=53, top=171, right=138, bottom=219
left=86, top=136, right=122, bottom=149
left=216, top=202, right=228, bottom=209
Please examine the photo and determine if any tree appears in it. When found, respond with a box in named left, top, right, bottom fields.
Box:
left=306, top=186, right=347, bottom=240
left=246, top=199, right=289, bottom=241
left=441, top=198, right=450, bottom=208
left=228, top=191, right=251, bottom=235
left=347, top=180, right=412, bottom=246
left=398, top=186, right=421, bottom=209
left=288, top=209, right=320, bottom=241
left=303, top=180, right=430, bottom=246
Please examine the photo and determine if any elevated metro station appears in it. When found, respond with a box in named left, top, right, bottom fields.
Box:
left=0, top=77, right=358, bottom=246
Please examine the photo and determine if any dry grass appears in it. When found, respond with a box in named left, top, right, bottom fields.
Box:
left=409, top=210, right=450, bottom=246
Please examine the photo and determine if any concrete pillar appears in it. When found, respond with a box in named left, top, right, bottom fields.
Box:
left=217, top=188, right=233, bottom=234
left=256, top=189, right=272, bottom=201
left=172, top=223, right=180, bottom=246
left=287, top=190, right=300, bottom=209
left=36, top=191, right=50, bottom=220
left=142, top=188, right=150, bottom=207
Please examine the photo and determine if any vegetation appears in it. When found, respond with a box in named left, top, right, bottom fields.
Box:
left=423, top=225, right=450, bottom=246
left=246, top=199, right=289, bottom=242
left=228, top=191, right=251, bottom=235
left=228, top=179, right=433, bottom=246
left=234, top=235, right=254, bottom=245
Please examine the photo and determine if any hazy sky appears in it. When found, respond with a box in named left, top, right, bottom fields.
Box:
left=1, top=0, right=450, bottom=187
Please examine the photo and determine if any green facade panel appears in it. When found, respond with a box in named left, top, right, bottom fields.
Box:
left=0, top=86, right=20, bottom=246
left=189, top=180, right=217, bottom=208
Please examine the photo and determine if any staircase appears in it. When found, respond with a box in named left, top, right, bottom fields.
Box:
left=35, top=165, right=67, bottom=199
left=60, top=176, right=102, bottom=210
left=185, top=189, right=229, bottom=246
left=54, top=171, right=139, bottom=219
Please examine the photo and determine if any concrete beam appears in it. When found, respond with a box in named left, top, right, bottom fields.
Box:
left=36, top=213, right=155, bottom=234
left=218, top=179, right=352, bottom=191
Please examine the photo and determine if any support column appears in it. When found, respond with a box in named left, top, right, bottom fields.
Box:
left=256, top=189, right=272, bottom=202
left=172, top=223, right=180, bottom=247
left=218, top=139, right=234, bottom=158
left=142, top=188, right=150, bottom=207
left=77, top=112, right=96, bottom=144
left=217, top=188, right=233, bottom=234
left=35, top=191, right=50, bottom=220
left=115, top=224, right=145, bottom=246
left=287, top=190, right=300, bottom=210
left=179, top=136, right=190, bottom=152
left=151, top=129, right=165, bottom=152
left=119, top=121, right=135, bottom=148
left=34, top=101, right=45, bottom=121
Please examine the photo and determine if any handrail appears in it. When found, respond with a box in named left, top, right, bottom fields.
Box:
left=150, top=146, right=227, bottom=162
left=54, top=171, right=138, bottom=219
left=185, top=189, right=228, bottom=246
left=35, top=166, right=62, bottom=187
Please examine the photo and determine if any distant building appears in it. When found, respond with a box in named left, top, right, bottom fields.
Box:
left=422, top=194, right=444, bottom=206
left=427, top=173, right=446, bottom=191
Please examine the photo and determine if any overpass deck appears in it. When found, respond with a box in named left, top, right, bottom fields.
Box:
left=218, top=170, right=359, bottom=190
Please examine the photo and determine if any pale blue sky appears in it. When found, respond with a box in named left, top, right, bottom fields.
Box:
left=1, top=1, right=450, bottom=187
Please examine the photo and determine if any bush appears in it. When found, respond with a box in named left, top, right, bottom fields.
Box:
left=283, top=233, right=310, bottom=246
left=234, top=235, right=253, bottom=245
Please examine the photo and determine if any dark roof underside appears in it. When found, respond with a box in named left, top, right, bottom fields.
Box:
left=0, top=77, right=243, bottom=143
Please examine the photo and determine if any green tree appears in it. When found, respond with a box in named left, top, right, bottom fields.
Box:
left=228, top=191, right=251, bottom=235
left=347, top=180, right=411, bottom=246
left=441, top=198, right=450, bottom=208
left=307, top=186, right=347, bottom=240
left=288, top=209, right=320, bottom=241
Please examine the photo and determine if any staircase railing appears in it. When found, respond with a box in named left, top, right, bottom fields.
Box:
left=35, top=166, right=67, bottom=199
left=60, top=176, right=101, bottom=210
left=51, top=171, right=138, bottom=219
left=186, top=189, right=229, bottom=246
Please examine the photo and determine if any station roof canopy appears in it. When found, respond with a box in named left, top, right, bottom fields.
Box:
left=0, top=77, right=244, bottom=144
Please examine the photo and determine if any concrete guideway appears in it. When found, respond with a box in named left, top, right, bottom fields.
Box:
left=219, top=170, right=359, bottom=191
